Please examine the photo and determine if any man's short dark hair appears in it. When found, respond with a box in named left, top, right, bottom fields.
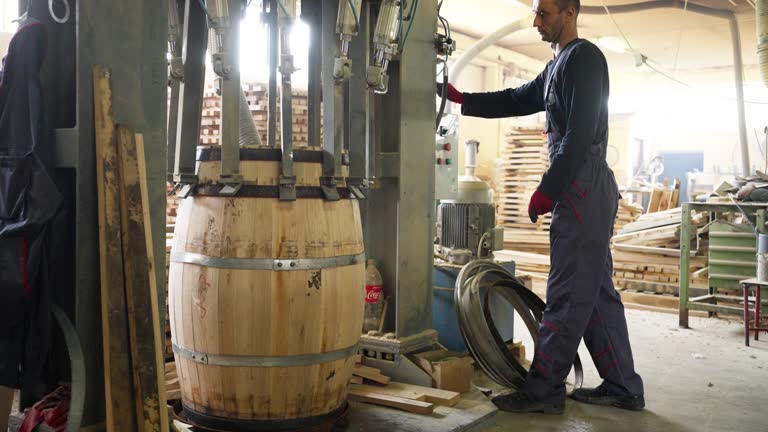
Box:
left=557, top=0, right=580, bottom=15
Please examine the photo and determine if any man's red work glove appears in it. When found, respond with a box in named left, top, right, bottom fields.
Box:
left=436, top=82, right=464, bottom=104
left=528, top=189, right=553, bottom=223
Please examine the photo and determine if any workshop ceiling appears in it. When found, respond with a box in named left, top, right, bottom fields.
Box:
left=440, top=0, right=761, bottom=86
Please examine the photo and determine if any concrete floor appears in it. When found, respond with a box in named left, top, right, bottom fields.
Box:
left=484, top=309, right=768, bottom=432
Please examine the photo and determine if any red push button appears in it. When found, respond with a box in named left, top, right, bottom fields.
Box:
left=436, top=158, right=444, bottom=165
left=443, top=143, right=452, bottom=151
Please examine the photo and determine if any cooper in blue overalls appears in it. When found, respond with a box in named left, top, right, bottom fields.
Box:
left=437, top=0, right=645, bottom=414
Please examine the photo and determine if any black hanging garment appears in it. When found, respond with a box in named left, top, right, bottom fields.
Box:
left=0, top=19, right=62, bottom=390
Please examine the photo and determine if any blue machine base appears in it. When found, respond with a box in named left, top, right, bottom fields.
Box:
left=433, top=261, right=517, bottom=353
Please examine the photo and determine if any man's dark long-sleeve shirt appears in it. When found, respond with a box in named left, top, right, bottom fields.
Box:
left=461, top=39, right=609, bottom=200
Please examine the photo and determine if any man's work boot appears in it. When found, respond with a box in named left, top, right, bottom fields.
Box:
left=570, top=385, right=645, bottom=411
left=491, top=392, right=564, bottom=415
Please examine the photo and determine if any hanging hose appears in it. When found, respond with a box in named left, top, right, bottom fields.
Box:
left=454, top=260, right=583, bottom=390
left=238, top=88, right=263, bottom=146
left=435, top=58, right=448, bottom=131
left=206, top=28, right=263, bottom=147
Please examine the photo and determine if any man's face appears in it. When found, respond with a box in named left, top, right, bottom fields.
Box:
left=532, top=0, right=568, bottom=43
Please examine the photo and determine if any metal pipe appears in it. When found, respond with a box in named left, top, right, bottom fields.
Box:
left=464, top=139, right=479, bottom=178
left=266, top=0, right=278, bottom=148
left=278, top=0, right=298, bottom=200
left=758, top=0, right=768, bottom=86
left=306, top=0, right=322, bottom=148
left=167, top=0, right=184, bottom=181
left=731, top=17, right=750, bottom=176
left=173, top=0, right=207, bottom=185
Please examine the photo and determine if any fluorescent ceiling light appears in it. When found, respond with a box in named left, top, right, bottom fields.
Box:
left=594, top=36, right=629, bottom=54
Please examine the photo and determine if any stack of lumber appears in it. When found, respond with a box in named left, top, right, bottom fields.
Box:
left=493, top=249, right=550, bottom=283
left=646, top=179, right=681, bottom=213
left=349, top=357, right=460, bottom=414
left=200, top=83, right=314, bottom=147
left=94, top=66, right=168, bottom=431
left=612, top=207, right=708, bottom=295
left=496, top=128, right=551, bottom=254
left=615, top=200, right=643, bottom=235
left=165, top=362, right=180, bottom=401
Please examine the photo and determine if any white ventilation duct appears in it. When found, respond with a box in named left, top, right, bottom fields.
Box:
left=449, top=17, right=529, bottom=84
left=759, top=0, right=768, bottom=87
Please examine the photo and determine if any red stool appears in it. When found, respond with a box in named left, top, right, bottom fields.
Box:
left=740, top=278, right=768, bottom=346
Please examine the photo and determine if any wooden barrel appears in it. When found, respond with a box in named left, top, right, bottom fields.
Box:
left=168, top=147, right=364, bottom=430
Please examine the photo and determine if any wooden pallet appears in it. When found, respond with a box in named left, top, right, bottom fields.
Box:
left=199, top=83, right=317, bottom=147
left=496, top=128, right=552, bottom=253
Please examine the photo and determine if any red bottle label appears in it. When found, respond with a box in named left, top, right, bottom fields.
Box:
left=365, top=284, right=383, bottom=303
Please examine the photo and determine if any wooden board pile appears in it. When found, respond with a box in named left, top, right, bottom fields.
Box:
left=646, top=179, right=681, bottom=213
left=349, top=356, right=461, bottom=415
left=496, top=128, right=551, bottom=254
left=94, top=66, right=168, bottom=431
left=493, top=249, right=550, bottom=283
left=612, top=207, right=709, bottom=295
left=495, top=126, right=644, bottom=278
left=496, top=200, right=642, bottom=284
left=200, top=82, right=314, bottom=147
left=615, top=200, right=643, bottom=235
left=165, top=362, right=180, bottom=401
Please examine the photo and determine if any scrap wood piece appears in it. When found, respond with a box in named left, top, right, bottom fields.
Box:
left=352, top=365, right=391, bottom=384
left=612, top=244, right=692, bottom=257
left=117, top=126, right=169, bottom=432
left=93, top=64, right=138, bottom=432
left=348, top=388, right=434, bottom=414
left=350, top=384, right=427, bottom=402
left=166, top=389, right=181, bottom=401
left=351, top=382, right=460, bottom=407
left=387, top=382, right=460, bottom=407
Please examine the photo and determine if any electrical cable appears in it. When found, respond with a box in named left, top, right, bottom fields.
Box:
left=599, top=0, right=634, bottom=53
left=400, top=0, right=418, bottom=49
left=347, top=0, right=359, bottom=32
left=277, top=0, right=289, bottom=17
left=754, top=128, right=766, bottom=161
left=671, top=0, right=688, bottom=75
left=436, top=58, right=449, bottom=130
left=642, top=59, right=768, bottom=105
left=599, top=1, right=768, bottom=105
left=197, top=0, right=212, bottom=20
left=477, top=232, right=490, bottom=257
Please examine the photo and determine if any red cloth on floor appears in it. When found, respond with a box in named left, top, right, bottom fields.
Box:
left=18, top=386, right=69, bottom=432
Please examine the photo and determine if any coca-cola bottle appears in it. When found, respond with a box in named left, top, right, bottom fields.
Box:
left=363, top=259, right=384, bottom=333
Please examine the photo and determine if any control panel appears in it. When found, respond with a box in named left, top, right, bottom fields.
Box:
left=435, top=114, right=459, bottom=200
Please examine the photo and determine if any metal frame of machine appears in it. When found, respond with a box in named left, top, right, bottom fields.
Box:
left=166, top=0, right=443, bottom=385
